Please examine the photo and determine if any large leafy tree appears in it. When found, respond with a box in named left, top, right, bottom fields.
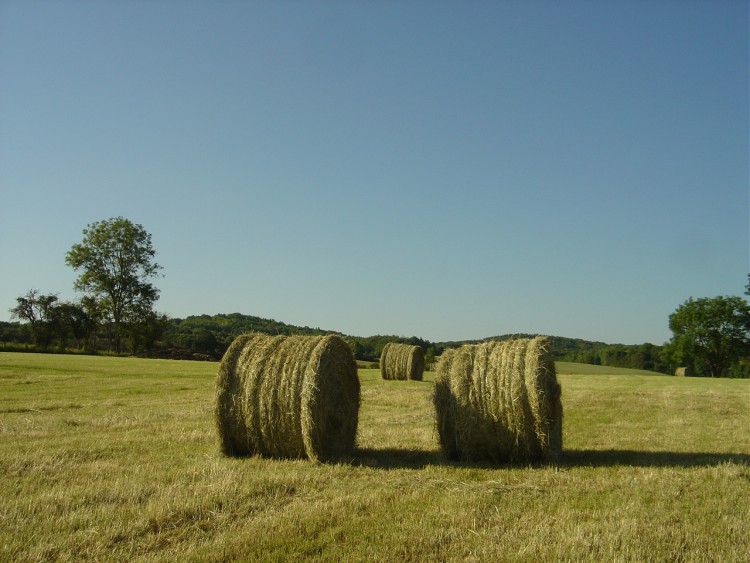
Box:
left=666, top=296, right=750, bottom=377
left=65, top=217, right=162, bottom=353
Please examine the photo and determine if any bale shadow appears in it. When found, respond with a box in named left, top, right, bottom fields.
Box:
left=348, top=447, right=750, bottom=470
left=561, top=449, right=750, bottom=468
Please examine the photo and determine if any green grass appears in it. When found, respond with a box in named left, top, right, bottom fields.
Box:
left=555, top=361, right=668, bottom=376
left=1, top=353, right=748, bottom=561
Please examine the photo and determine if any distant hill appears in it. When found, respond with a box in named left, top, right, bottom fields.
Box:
left=168, top=313, right=671, bottom=374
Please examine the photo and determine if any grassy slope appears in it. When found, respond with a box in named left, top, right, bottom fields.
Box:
left=1, top=353, right=748, bottom=562
left=556, top=361, right=667, bottom=376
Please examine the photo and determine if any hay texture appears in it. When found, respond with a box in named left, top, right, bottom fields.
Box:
left=433, top=336, right=562, bottom=463
left=380, top=342, right=425, bottom=381
left=215, top=333, right=360, bottom=462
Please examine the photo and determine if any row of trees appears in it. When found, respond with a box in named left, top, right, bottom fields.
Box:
left=5, top=298, right=747, bottom=377
left=9, top=217, right=164, bottom=355
left=6, top=290, right=168, bottom=355
left=4, top=217, right=750, bottom=377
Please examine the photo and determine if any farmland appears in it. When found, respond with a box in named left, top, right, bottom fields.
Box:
left=1, top=352, right=748, bottom=561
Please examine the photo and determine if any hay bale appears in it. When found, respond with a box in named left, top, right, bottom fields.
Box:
left=215, top=333, right=360, bottom=462
left=433, top=336, right=562, bottom=463
left=380, top=342, right=425, bottom=381
left=674, top=367, right=690, bottom=377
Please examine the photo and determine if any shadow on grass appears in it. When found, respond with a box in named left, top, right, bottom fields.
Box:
left=561, top=449, right=750, bottom=468
left=349, top=447, right=750, bottom=470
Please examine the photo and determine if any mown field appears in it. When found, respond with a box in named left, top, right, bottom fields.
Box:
left=1, top=352, right=748, bottom=562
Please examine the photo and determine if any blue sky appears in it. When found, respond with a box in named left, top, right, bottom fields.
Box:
left=1, top=1, right=747, bottom=345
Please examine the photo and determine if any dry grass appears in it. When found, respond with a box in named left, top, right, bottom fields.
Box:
left=380, top=342, right=425, bottom=381
left=435, top=337, right=562, bottom=463
left=214, top=334, right=360, bottom=462
left=1, top=353, right=748, bottom=562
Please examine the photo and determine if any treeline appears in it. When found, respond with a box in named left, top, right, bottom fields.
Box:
left=0, top=312, right=672, bottom=373
left=7, top=217, right=746, bottom=376
left=167, top=315, right=434, bottom=365
left=166, top=313, right=333, bottom=360
left=503, top=334, right=669, bottom=373
left=166, top=321, right=673, bottom=374
left=436, top=334, right=671, bottom=374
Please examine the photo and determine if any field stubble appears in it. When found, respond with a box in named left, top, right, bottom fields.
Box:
left=0, top=353, right=748, bottom=561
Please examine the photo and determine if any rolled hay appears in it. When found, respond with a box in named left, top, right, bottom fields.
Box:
left=674, top=367, right=690, bottom=377
left=215, top=333, right=360, bottom=462
left=433, top=336, right=562, bottom=463
left=379, top=342, right=425, bottom=381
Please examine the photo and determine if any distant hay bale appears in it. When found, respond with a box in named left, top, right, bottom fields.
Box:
left=215, top=333, right=360, bottom=462
left=433, top=336, right=562, bottom=463
left=380, top=342, right=425, bottom=381
left=674, top=367, right=690, bottom=377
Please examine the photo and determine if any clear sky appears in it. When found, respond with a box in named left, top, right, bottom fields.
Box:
left=1, top=1, right=747, bottom=345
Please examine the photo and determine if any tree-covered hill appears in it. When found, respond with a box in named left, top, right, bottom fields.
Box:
left=163, top=313, right=671, bottom=373
left=0, top=312, right=670, bottom=373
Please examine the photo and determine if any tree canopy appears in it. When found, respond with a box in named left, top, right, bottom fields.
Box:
left=665, top=295, right=750, bottom=377
left=65, top=217, right=162, bottom=352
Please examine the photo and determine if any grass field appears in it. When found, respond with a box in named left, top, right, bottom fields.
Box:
left=1, top=352, right=748, bottom=562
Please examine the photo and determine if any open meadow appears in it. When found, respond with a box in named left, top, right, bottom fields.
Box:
left=1, top=352, right=748, bottom=561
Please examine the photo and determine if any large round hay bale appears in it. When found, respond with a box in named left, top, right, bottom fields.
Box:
left=215, top=333, right=360, bottom=462
left=433, top=336, right=562, bottom=463
left=380, top=342, right=425, bottom=381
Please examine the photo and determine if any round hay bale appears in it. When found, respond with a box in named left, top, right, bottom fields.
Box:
left=215, top=333, right=360, bottom=462
left=380, top=342, right=425, bottom=381
left=433, top=336, right=562, bottom=463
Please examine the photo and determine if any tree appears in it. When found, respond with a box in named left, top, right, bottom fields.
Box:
left=65, top=217, right=162, bottom=353
left=54, top=300, right=97, bottom=351
left=666, top=296, right=750, bottom=377
left=127, top=311, right=170, bottom=355
left=9, top=290, right=59, bottom=349
left=78, top=296, right=103, bottom=351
